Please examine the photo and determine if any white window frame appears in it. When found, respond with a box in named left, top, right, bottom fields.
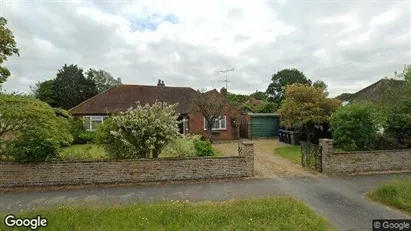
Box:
left=83, top=116, right=108, bottom=131
left=204, top=116, right=227, bottom=131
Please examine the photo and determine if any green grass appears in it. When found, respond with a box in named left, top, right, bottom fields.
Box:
left=368, top=179, right=411, bottom=215
left=0, top=197, right=333, bottom=231
left=59, top=144, right=108, bottom=161
left=274, top=145, right=301, bottom=164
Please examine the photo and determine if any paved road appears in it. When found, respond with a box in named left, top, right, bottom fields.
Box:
left=1, top=173, right=410, bottom=231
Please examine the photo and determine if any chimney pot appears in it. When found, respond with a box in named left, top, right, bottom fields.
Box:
left=157, top=79, right=162, bottom=86
left=161, top=80, right=165, bottom=86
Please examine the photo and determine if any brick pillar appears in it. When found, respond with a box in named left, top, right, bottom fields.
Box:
left=239, top=141, right=254, bottom=176
left=319, top=139, right=333, bottom=174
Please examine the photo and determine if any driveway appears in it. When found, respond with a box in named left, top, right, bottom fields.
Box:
left=214, top=139, right=317, bottom=178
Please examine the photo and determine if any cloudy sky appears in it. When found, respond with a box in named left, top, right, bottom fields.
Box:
left=1, top=0, right=410, bottom=97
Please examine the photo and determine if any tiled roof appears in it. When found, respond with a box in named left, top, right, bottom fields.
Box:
left=69, top=84, right=198, bottom=115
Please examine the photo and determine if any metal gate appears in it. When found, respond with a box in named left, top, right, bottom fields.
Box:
left=301, top=141, right=322, bottom=172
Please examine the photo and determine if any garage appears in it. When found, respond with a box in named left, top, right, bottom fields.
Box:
left=250, top=113, right=280, bottom=138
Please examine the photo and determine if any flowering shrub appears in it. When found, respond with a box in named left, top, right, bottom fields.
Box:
left=96, top=101, right=180, bottom=159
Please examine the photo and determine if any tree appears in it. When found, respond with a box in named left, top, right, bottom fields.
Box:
left=331, top=103, right=382, bottom=151
left=266, top=68, right=311, bottom=103
left=86, top=68, right=122, bottom=93
left=227, top=92, right=250, bottom=107
left=250, top=90, right=267, bottom=101
left=31, top=80, right=57, bottom=107
left=96, top=101, right=180, bottom=159
left=277, top=83, right=341, bottom=142
left=54, top=64, right=98, bottom=110
left=190, top=90, right=232, bottom=141
left=0, top=17, right=19, bottom=84
left=0, top=94, right=72, bottom=161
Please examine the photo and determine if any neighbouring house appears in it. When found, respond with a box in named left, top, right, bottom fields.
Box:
left=335, top=78, right=406, bottom=106
left=238, top=97, right=265, bottom=114
left=69, top=80, right=241, bottom=140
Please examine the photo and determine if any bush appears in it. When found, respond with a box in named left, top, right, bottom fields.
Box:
left=70, top=119, right=86, bottom=144
left=78, top=132, right=95, bottom=144
left=385, top=98, right=411, bottom=147
left=0, top=94, right=72, bottom=161
left=96, top=101, right=180, bottom=159
left=372, top=134, right=406, bottom=150
left=160, top=135, right=201, bottom=157
left=331, top=103, right=381, bottom=151
left=194, top=140, right=215, bottom=157
left=4, top=129, right=60, bottom=163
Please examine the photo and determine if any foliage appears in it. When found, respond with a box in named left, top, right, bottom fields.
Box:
left=78, top=131, right=96, bottom=144
left=194, top=139, right=215, bottom=156
left=0, top=94, right=72, bottom=161
left=372, top=134, right=406, bottom=150
left=190, top=90, right=232, bottom=141
left=54, top=64, right=98, bottom=110
left=266, top=68, right=311, bottom=103
left=3, top=129, right=60, bottom=163
left=368, top=179, right=411, bottom=215
left=385, top=98, right=411, bottom=147
left=96, top=101, right=180, bottom=159
left=0, top=17, right=19, bottom=84
left=330, top=103, right=381, bottom=151
left=227, top=92, right=250, bottom=107
left=1, top=197, right=332, bottom=231
left=250, top=90, right=268, bottom=101
left=335, top=93, right=354, bottom=101
left=0, top=94, right=72, bottom=145
left=70, top=119, right=86, bottom=144
left=160, top=134, right=202, bottom=157
left=277, top=83, right=341, bottom=142
left=31, top=80, right=57, bottom=107
left=85, top=68, right=122, bottom=93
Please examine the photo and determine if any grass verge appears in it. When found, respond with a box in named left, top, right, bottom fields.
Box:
left=0, top=197, right=332, bottom=231
left=367, top=179, right=411, bottom=215
left=274, top=145, right=301, bottom=164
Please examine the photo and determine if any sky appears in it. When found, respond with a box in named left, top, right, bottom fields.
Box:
left=1, top=0, right=410, bottom=97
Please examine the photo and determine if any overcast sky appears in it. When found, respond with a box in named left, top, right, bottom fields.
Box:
left=1, top=0, right=410, bottom=97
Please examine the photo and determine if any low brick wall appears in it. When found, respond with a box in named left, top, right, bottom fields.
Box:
left=0, top=142, right=254, bottom=187
left=320, top=139, right=411, bottom=174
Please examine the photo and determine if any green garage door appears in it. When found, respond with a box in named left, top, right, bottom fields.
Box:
left=250, top=114, right=280, bottom=138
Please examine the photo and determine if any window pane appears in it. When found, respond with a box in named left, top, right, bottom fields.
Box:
left=91, top=121, right=102, bottom=130
left=220, top=117, right=226, bottom=129
left=213, top=120, right=219, bottom=129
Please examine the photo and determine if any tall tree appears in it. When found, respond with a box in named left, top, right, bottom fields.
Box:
left=86, top=68, right=122, bottom=93
left=31, top=80, right=57, bottom=107
left=189, top=90, right=232, bottom=141
left=0, top=17, right=19, bottom=84
left=277, top=83, right=341, bottom=142
left=266, top=68, right=311, bottom=103
left=249, top=90, right=267, bottom=101
left=54, top=64, right=98, bottom=110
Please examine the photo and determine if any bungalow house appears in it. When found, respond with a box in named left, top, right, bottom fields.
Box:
left=335, top=78, right=406, bottom=106
left=68, top=80, right=241, bottom=140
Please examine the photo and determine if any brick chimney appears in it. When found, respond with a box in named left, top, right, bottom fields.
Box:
left=161, top=80, right=165, bottom=86
left=220, top=87, right=228, bottom=98
left=157, top=79, right=162, bottom=86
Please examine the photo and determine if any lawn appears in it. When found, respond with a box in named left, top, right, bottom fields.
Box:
left=274, top=145, right=301, bottom=164
left=59, top=144, right=108, bottom=160
left=0, top=197, right=333, bottom=231
left=367, top=179, right=411, bottom=215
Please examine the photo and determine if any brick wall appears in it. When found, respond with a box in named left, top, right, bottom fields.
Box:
left=319, top=139, right=411, bottom=175
left=0, top=142, right=254, bottom=187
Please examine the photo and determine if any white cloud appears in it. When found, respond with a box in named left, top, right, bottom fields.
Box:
left=1, top=0, right=410, bottom=98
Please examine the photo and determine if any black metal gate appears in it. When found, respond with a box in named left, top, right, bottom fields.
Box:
left=300, top=141, right=322, bottom=172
